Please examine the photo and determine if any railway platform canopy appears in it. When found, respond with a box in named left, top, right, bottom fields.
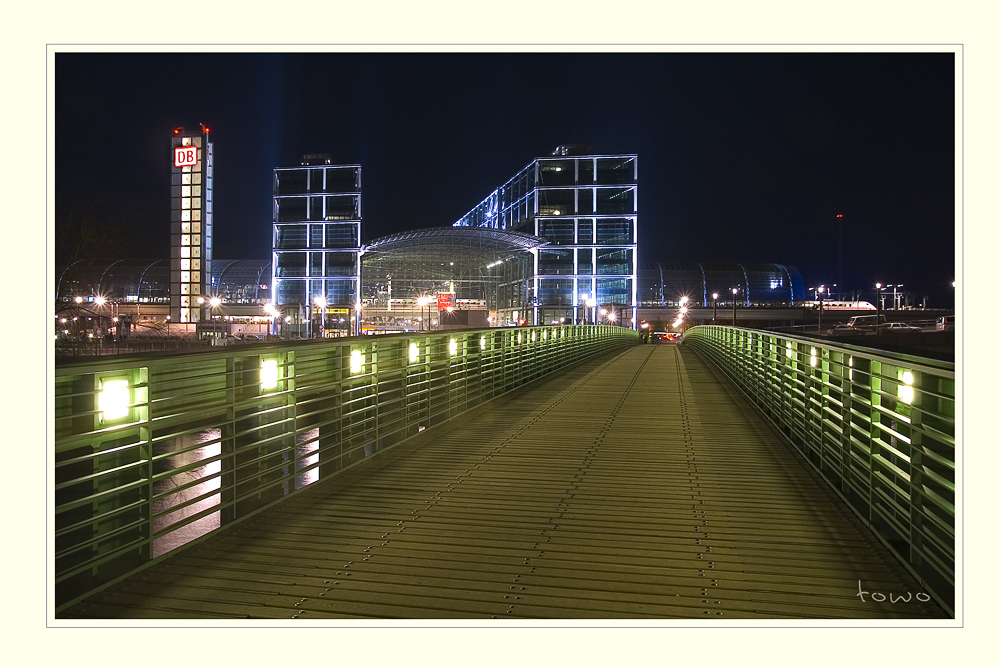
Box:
left=360, top=226, right=548, bottom=328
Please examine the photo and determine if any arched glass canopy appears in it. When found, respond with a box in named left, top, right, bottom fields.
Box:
left=360, top=227, right=548, bottom=328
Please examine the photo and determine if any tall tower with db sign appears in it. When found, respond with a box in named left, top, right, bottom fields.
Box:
left=170, top=125, right=214, bottom=323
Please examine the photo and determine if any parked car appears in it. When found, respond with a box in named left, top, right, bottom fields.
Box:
left=846, top=314, right=887, bottom=329
left=877, top=322, right=922, bottom=333
left=936, top=315, right=955, bottom=331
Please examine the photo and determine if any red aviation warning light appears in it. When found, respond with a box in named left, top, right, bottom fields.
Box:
left=172, top=126, right=183, bottom=135
left=836, top=214, right=844, bottom=218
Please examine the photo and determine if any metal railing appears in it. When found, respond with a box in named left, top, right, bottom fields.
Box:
left=53, top=325, right=638, bottom=612
left=683, top=325, right=956, bottom=614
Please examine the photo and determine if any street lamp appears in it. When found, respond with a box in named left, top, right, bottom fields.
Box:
left=585, top=297, right=596, bottom=325
left=875, top=283, right=883, bottom=333
left=263, top=303, right=279, bottom=337
left=712, top=292, right=718, bottom=323
left=816, top=285, right=825, bottom=333
left=731, top=287, right=739, bottom=326
left=355, top=301, right=363, bottom=336
left=312, top=295, right=326, bottom=338
left=416, top=295, right=430, bottom=331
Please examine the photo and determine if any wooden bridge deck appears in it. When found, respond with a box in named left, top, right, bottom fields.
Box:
left=60, top=343, right=947, bottom=620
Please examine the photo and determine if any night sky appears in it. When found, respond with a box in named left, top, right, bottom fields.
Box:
left=55, top=51, right=956, bottom=303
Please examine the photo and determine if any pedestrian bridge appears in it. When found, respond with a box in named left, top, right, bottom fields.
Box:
left=53, top=326, right=955, bottom=620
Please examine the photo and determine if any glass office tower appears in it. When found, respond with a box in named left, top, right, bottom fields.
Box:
left=169, top=125, right=214, bottom=323
left=272, top=155, right=362, bottom=336
left=454, top=145, right=637, bottom=327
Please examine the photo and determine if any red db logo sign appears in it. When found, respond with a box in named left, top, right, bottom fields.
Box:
left=174, top=146, right=198, bottom=168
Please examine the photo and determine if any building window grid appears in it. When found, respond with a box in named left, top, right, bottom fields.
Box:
left=454, top=153, right=636, bottom=326
left=272, top=164, right=362, bottom=313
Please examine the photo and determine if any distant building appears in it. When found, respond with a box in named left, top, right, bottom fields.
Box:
left=169, top=125, right=215, bottom=323
left=59, top=145, right=811, bottom=337
left=454, top=145, right=638, bottom=326
left=271, top=155, right=363, bottom=335
left=638, top=262, right=805, bottom=307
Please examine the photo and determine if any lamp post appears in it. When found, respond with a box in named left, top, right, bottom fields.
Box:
left=817, top=285, right=824, bottom=333
left=891, top=284, right=903, bottom=310
left=417, top=296, right=430, bottom=332
left=731, top=287, right=739, bottom=326
left=585, top=297, right=596, bottom=325
left=875, top=283, right=883, bottom=333
left=312, top=296, right=326, bottom=339
left=263, top=303, right=279, bottom=337
left=92, top=295, right=107, bottom=352
left=712, top=292, right=718, bottom=324
left=354, top=301, right=363, bottom=336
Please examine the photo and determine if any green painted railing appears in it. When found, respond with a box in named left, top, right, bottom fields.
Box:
left=683, top=325, right=956, bottom=614
left=53, top=325, right=638, bottom=612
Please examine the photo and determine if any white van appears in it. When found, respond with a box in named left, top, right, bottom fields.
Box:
left=936, top=315, right=955, bottom=331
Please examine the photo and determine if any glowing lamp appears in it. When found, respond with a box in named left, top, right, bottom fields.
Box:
left=99, top=378, right=130, bottom=422
left=898, top=371, right=915, bottom=405
left=260, top=359, right=278, bottom=391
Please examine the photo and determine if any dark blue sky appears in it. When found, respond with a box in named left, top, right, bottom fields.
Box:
left=55, top=51, right=955, bottom=302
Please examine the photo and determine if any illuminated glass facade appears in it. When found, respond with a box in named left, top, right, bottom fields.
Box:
left=271, top=155, right=362, bottom=333
left=359, top=227, right=544, bottom=330
left=169, top=126, right=214, bottom=322
left=454, top=145, right=638, bottom=326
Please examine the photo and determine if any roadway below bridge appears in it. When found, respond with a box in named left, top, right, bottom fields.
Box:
left=60, top=343, right=947, bottom=620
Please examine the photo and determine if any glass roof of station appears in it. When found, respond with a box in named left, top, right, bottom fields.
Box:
left=362, top=226, right=547, bottom=285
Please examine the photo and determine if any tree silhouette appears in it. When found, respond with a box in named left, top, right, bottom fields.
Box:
left=55, top=202, right=141, bottom=266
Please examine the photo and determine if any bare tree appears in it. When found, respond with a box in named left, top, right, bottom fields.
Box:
left=55, top=202, right=141, bottom=266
